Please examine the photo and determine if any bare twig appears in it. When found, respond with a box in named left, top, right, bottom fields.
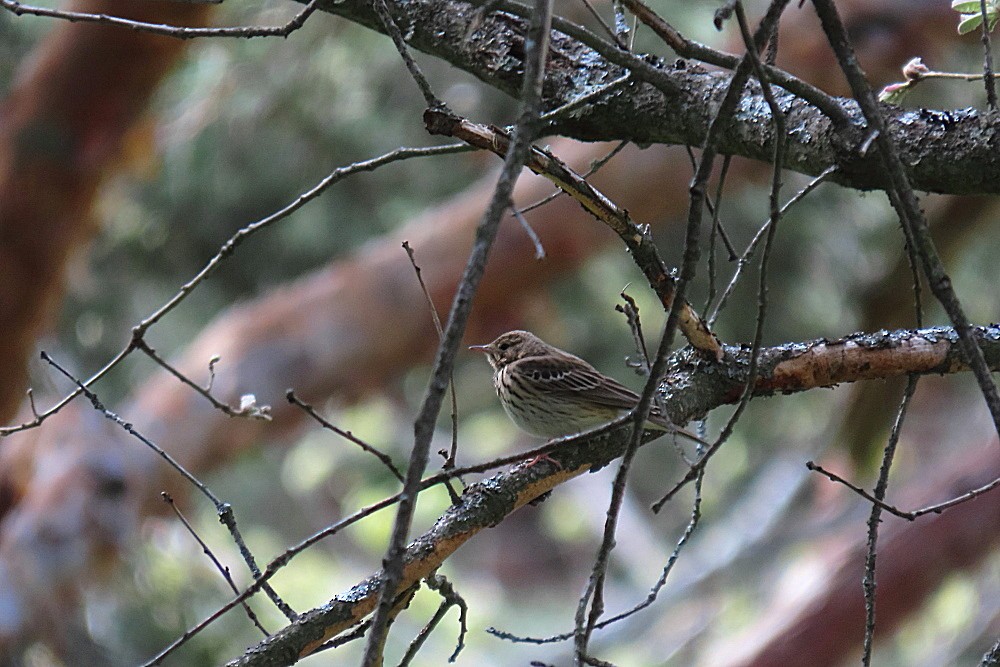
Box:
left=514, top=140, right=629, bottom=217
left=401, top=242, right=464, bottom=505
left=372, top=0, right=443, bottom=107
left=359, top=0, right=554, bottom=661
left=490, top=463, right=705, bottom=645
left=137, top=340, right=272, bottom=420
left=980, top=0, right=998, bottom=109
left=540, top=74, right=631, bottom=123
left=616, top=289, right=650, bottom=373
left=25, top=388, right=39, bottom=418
left=147, top=486, right=410, bottom=665
left=402, top=241, right=462, bottom=470
left=399, top=575, right=468, bottom=665
left=861, top=375, right=917, bottom=665
left=575, top=0, right=625, bottom=48
left=510, top=208, right=546, bottom=259
left=424, top=112, right=722, bottom=358
left=1, top=0, right=322, bottom=39
left=206, top=355, right=221, bottom=393
left=682, top=147, right=738, bottom=270
left=705, top=154, right=738, bottom=317
left=161, top=492, right=269, bottom=636
left=806, top=461, right=1000, bottom=521
left=38, top=353, right=296, bottom=634
left=0, top=144, right=471, bottom=438
left=287, top=391, right=405, bottom=482
left=708, top=165, right=835, bottom=326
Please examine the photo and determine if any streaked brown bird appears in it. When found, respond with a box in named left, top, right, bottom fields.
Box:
left=470, top=330, right=703, bottom=442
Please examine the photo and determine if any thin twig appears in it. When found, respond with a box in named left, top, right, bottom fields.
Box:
left=707, top=166, right=835, bottom=326
left=510, top=208, right=546, bottom=259
left=806, top=461, right=1000, bottom=521
left=133, top=144, right=470, bottom=338
left=401, top=242, right=464, bottom=504
left=137, top=340, right=271, bottom=420
left=309, top=619, right=372, bottom=653
left=861, top=374, right=918, bottom=666
left=682, top=147, right=738, bottom=268
left=980, top=0, right=998, bottom=109
left=539, top=74, right=631, bottom=123
left=0, top=144, right=472, bottom=438
left=359, top=0, right=553, bottom=660
left=287, top=391, right=405, bottom=483
left=26, top=388, right=39, bottom=418
left=399, top=575, right=468, bottom=664
left=616, top=289, right=650, bottom=374
left=878, top=183, right=926, bottom=331
left=1, top=0, right=322, bottom=39
left=705, top=154, right=737, bottom=317
left=161, top=493, right=269, bottom=636
left=39, top=353, right=297, bottom=631
left=145, top=489, right=407, bottom=664
left=492, top=458, right=705, bottom=645
left=372, top=0, right=443, bottom=107
left=575, top=0, right=626, bottom=47
left=651, top=0, right=791, bottom=513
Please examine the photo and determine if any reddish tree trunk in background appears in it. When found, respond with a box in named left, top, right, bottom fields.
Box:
left=0, top=0, right=213, bottom=425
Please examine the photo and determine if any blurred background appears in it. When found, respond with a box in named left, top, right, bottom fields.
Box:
left=1, top=0, right=999, bottom=664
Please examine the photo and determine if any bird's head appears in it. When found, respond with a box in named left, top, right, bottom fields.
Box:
left=469, top=330, right=549, bottom=371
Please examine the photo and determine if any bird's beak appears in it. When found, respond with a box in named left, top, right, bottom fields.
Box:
left=468, top=344, right=490, bottom=353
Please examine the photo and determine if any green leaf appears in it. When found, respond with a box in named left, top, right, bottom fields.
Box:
left=878, top=82, right=912, bottom=105
left=952, top=0, right=984, bottom=13
left=958, top=13, right=984, bottom=34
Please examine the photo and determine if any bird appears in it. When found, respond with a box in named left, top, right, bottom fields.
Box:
left=469, top=330, right=705, bottom=444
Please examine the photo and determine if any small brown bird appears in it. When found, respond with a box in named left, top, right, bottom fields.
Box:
left=470, top=330, right=703, bottom=442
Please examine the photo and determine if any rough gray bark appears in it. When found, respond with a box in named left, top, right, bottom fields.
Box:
left=310, top=0, right=1000, bottom=195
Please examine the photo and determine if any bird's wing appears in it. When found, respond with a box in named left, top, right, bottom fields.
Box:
left=510, top=355, right=641, bottom=411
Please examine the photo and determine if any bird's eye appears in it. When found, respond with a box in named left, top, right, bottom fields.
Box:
left=498, top=342, right=510, bottom=351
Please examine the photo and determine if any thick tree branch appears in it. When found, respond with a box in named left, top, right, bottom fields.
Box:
left=659, top=325, right=1000, bottom=423
left=225, top=323, right=1000, bottom=665
left=309, top=0, right=1000, bottom=195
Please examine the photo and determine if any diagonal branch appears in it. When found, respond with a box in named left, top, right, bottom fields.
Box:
left=224, top=323, right=1000, bottom=666
left=423, top=110, right=722, bottom=358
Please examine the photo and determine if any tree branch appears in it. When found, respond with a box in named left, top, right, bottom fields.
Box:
left=224, top=323, right=1000, bottom=665
left=307, top=0, right=1000, bottom=195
